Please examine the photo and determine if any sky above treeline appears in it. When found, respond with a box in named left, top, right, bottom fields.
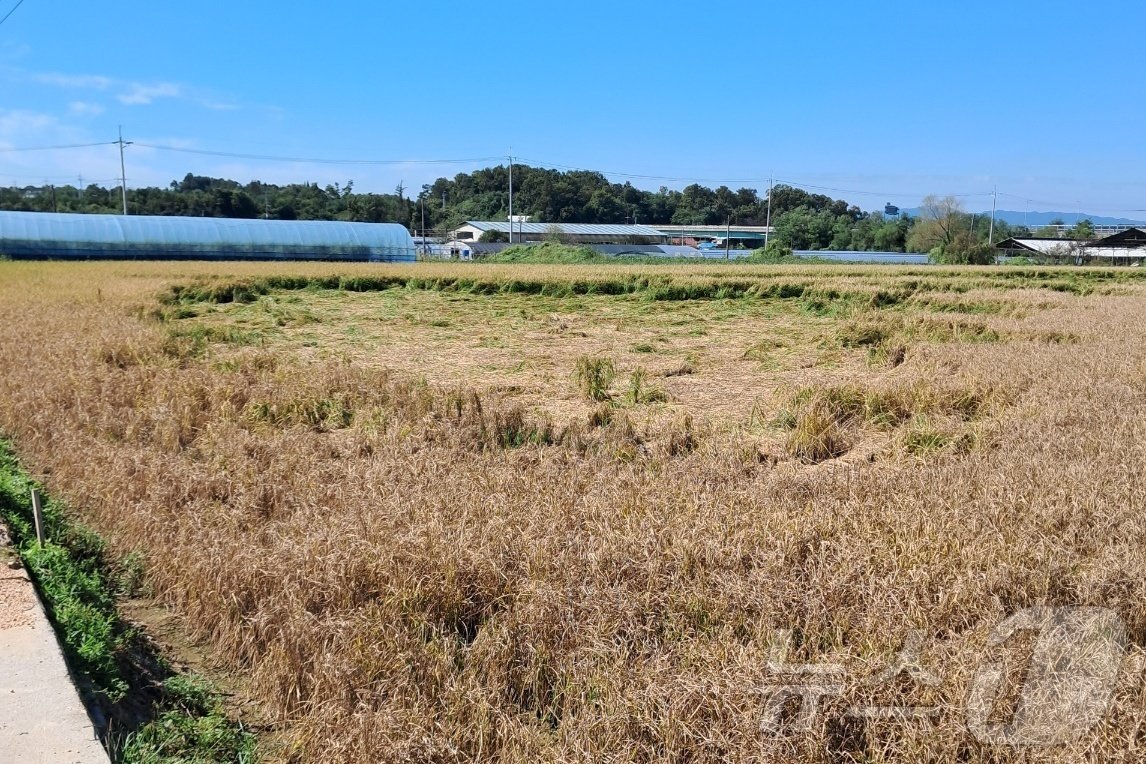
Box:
left=1, top=0, right=1144, bottom=217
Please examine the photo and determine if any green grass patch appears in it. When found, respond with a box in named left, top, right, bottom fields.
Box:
left=161, top=266, right=1146, bottom=321
left=772, top=381, right=991, bottom=463
left=900, top=416, right=953, bottom=456
left=573, top=355, right=616, bottom=402
left=0, top=445, right=126, bottom=701
left=0, top=440, right=257, bottom=763
left=625, top=367, right=669, bottom=405
left=247, top=395, right=355, bottom=431
left=121, top=675, right=256, bottom=763
left=161, top=324, right=265, bottom=360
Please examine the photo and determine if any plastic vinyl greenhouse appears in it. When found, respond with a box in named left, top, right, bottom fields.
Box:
left=0, top=211, right=416, bottom=262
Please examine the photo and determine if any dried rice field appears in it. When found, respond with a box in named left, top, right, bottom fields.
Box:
left=0, top=260, right=1144, bottom=762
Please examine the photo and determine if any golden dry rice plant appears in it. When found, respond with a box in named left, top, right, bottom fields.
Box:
left=0, top=260, right=1144, bottom=763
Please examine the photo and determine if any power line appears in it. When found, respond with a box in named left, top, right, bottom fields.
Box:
left=134, top=143, right=505, bottom=166
left=521, top=154, right=1135, bottom=213
left=773, top=178, right=990, bottom=200
left=513, top=156, right=1142, bottom=213
left=997, top=192, right=1146, bottom=215
left=0, top=174, right=119, bottom=183
left=516, top=156, right=992, bottom=200
left=0, top=0, right=27, bottom=27
left=1, top=135, right=1137, bottom=215
left=515, top=156, right=770, bottom=185
left=0, top=141, right=118, bottom=153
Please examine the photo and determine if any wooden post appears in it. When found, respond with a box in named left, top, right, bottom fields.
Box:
left=30, top=488, right=45, bottom=547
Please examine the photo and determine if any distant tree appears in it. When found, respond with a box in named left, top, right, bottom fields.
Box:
left=853, top=212, right=910, bottom=252
left=1069, top=219, right=1096, bottom=240
left=1032, top=221, right=1066, bottom=239
left=212, top=189, right=259, bottom=219
left=544, top=224, right=571, bottom=244
left=346, top=194, right=392, bottom=223
left=479, top=229, right=508, bottom=243
left=671, top=184, right=719, bottom=225
left=990, top=219, right=1018, bottom=242
left=907, top=195, right=965, bottom=252
left=772, top=205, right=850, bottom=250
left=585, top=188, right=627, bottom=223
left=928, top=231, right=995, bottom=264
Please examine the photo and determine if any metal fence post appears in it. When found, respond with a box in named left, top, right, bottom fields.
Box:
left=30, top=488, right=45, bottom=547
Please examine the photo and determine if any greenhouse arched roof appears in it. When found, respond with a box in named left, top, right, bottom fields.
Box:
left=0, top=211, right=415, bottom=262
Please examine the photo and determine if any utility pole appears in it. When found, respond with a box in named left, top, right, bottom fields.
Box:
left=508, top=154, right=514, bottom=244
left=116, top=126, right=132, bottom=215
left=420, top=193, right=426, bottom=254
left=764, top=173, right=773, bottom=251
left=725, top=218, right=730, bottom=260
left=988, top=185, right=997, bottom=245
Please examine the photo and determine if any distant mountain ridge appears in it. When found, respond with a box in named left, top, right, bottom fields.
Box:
left=899, top=208, right=1145, bottom=227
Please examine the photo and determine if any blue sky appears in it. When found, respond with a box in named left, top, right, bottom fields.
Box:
left=1, top=0, right=1144, bottom=216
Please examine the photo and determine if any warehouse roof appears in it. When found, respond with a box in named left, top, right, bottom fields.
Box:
left=0, top=211, right=415, bottom=261
left=1094, top=227, right=1146, bottom=248
left=994, top=237, right=1079, bottom=254
left=459, top=221, right=667, bottom=238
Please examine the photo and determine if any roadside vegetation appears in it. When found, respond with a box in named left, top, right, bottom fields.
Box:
left=0, top=442, right=257, bottom=763
left=0, top=259, right=1143, bottom=763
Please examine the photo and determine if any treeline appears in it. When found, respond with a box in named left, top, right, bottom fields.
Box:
left=0, top=175, right=412, bottom=224
left=0, top=164, right=1091, bottom=260
left=420, top=166, right=914, bottom=250
left=0, top=167, right=908, bottom=251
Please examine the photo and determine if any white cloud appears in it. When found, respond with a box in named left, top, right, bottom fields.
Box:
left=0, top=109, right=56, bottom=140
left=33, top=72, right=114, bottom=90
left=30, top=69, right=212, bottom=109
left=0, top=42, right=32, bottom=61
left=0, top=109, right=117, bottom=186
left=199, top=100, right=240, bottom=111
left=117, top=81, right=182, bottom=106
left=68, top=101, right=104, bottom=117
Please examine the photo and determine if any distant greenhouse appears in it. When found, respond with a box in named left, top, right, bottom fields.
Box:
left=0, top=211, right=416, bottom=262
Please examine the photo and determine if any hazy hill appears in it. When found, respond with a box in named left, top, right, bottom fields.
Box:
left=901, top=208, right=1144, bottom=226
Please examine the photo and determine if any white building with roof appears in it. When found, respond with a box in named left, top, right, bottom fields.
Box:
left=449, top=221, right=667, bottom=244
left=996, top=228, right=1146, bottom=265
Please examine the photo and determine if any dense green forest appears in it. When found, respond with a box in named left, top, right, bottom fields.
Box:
left=0, top=163, right=1096, bottom=262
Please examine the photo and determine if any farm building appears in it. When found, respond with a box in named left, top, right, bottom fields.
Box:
left=995, top=237, right=1080, bottom=257
left=438, top=241, right=692, bottom=259
left=996, top=228, right=1146, bottom=265
left=1095, top=226, right=1146, bottom=249
left=449, top=221, right=667, bottom=244
left=1087, top=227, right=1146, bottom=264
left=0, top=211, right=416, bottom=262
